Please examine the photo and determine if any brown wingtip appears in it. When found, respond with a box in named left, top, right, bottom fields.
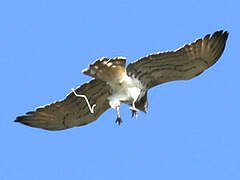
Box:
left=15, top=114, right=65, bottom=131
left=14, top=117, right=21, bottom=122
left=212, top=30, right=229, bottom=61
left=221, top=30, right=229, bottom=40
left=203, top=30, right=229, bottom=42
left=198, top=30, right=229, bottom=67
left=15, top=115, right=33, bottom=127
left=15, top=114, right=28, bottom=122
left=214, top=30, right=229, bottom=41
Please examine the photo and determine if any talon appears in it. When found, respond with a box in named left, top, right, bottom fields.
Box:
left=115, top=117, right=122, bottom=125
left=130, top=107, right=138, bottom=118
left=131, top=110, right=138, bottom=118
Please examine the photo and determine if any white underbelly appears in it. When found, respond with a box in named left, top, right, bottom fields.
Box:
left=107, top=76, right=143, bottom=108
left=108, top=86, right=141, bottom=108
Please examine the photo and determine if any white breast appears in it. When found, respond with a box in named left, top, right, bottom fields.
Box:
left=107, top=74, right=144, bottom=108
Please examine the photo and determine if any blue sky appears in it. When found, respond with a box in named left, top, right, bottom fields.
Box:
left=1, top=0, right=239, bottom=179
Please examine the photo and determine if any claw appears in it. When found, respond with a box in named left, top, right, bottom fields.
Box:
left=131, top=110, right=138, bottom=118
left=130, top=106, right=138, bottom=118
left=115, top=106, right=122, bottom=125
left=115, top=117, right=122, bottom=125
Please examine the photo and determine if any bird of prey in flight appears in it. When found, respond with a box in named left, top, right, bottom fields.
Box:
left=15, top=30, right=229, bottom=130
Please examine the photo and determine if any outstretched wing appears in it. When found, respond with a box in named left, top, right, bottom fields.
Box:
left=126, top=30, right=229, bottom=88
left=15, top=79, right=111, bottom=130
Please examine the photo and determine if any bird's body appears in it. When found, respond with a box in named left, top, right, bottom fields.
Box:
left=107, top=74, right=144, bottom=109
left=107, top=75, right=145, bottom=123
left=15, top=30, right=229, bottom=130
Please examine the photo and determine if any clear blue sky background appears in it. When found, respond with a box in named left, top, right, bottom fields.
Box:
left=1, top=0, right=239, bottom=179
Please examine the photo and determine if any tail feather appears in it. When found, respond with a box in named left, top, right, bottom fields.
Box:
left=82, top=57, right=126, bottom=83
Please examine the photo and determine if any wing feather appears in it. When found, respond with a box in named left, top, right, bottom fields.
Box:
left=126, top=30, right=228, bottom=88
left=15, top=79, right=110, bottom=130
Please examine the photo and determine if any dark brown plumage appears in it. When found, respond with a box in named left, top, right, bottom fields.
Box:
left=15, top=30, right=228, bottom=130
left=127, top=30, right=228, bottom=88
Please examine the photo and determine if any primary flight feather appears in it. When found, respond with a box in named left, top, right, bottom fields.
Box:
left=15, top=30, right=229, bottom=130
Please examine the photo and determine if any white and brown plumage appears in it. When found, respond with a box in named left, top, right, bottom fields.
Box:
left=15, top=30, right=229, bottom=130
